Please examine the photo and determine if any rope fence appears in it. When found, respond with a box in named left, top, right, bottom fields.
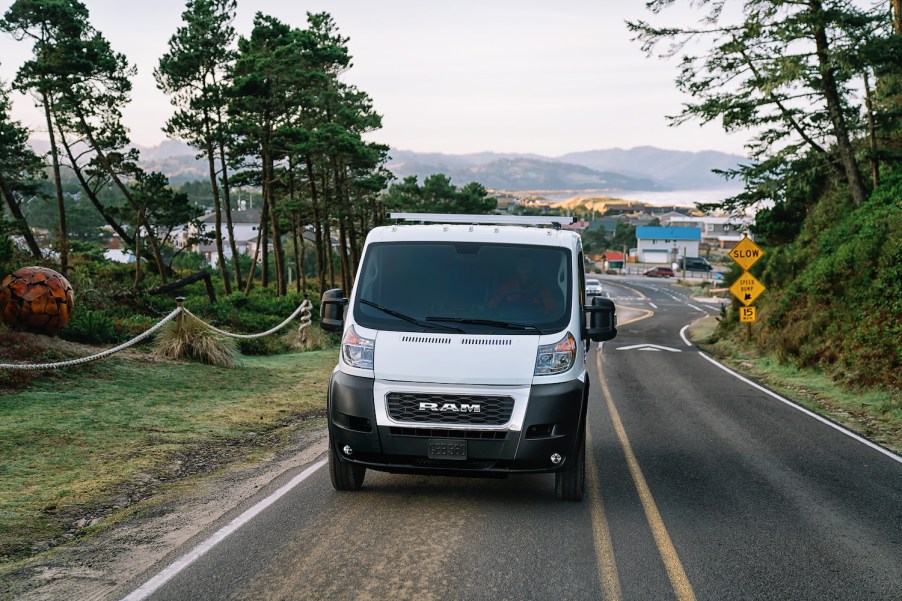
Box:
left=0, top=296, right=315, bottom=371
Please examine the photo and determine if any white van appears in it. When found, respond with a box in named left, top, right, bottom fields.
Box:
left=320, top=213, right=617, bottom=501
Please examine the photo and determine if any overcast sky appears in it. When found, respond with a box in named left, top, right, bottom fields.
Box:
left=0, top=0, right=752, bottom=158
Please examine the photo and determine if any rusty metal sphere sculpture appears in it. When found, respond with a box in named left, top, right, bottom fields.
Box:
left=0, top=267, right=75, bottom=335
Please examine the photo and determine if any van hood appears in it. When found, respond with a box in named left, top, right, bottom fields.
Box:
left=373, top=331, right=539, bottom=385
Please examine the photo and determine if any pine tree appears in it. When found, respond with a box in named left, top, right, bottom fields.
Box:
left=627, top=0, right=900, bottom=210
left=0, top=80, right=44, bottom=259
left=157, top=0, right=241, bottom=293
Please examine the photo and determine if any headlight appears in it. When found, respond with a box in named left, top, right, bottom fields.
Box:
left=534, top=332, right=577, bottom=375
left=341, top=325, right=375, bottom=369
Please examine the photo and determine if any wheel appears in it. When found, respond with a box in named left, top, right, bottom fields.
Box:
left=329, top=443, right=366, bottom=491
left=555, top=430, right=585, bottom=502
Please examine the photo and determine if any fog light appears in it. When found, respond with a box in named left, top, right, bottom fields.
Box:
left=550, top=453, right=562, bottom=465
left=343, top=445, right=354, bottom=456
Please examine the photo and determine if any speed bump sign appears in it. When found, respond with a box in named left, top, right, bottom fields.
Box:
left=730, top=272, right=766, bottom=306
left=739, top=306, right=756, bottom=323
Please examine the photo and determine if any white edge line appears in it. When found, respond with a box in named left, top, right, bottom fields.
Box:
left=649, top=302, right=658, bottom=309
left=679, top=325, right=692, bottom=346
left=697, top=352, right=902, bottom=464
left=121, top=457, right=328, bottom=601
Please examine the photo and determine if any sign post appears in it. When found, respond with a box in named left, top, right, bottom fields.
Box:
left=728, top=236, right=765, bottom=340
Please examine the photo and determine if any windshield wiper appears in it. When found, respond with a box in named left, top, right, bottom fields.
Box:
left=359, top=299, right=464, bottom=333
left=426, top=316, right=541, bottom=334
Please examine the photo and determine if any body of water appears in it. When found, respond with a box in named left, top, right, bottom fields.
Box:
left=541, top=187, right=742, bottom=208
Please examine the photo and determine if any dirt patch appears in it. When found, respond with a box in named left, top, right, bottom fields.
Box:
left=0, top=418, right=329, bottom=601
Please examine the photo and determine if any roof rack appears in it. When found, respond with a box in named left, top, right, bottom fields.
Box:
left=388, top=213, right=575, bottom=229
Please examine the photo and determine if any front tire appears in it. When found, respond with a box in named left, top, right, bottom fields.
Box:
left=329, top=444, right=366, bottom=491
left=555, top=430, right=585, bottom=502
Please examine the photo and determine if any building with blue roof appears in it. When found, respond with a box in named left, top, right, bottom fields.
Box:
left=635, top=226, right=702, bottom=263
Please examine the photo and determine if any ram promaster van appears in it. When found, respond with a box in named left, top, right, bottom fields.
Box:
left=320, top=213, right=617, bottom=501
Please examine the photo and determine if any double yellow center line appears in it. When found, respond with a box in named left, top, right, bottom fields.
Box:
left=590, top=352, right=697, bottom=601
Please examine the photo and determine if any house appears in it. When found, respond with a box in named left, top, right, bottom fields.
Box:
left=635, top=226, right=701, bottom=263
left=176, top=208, right=265, bottom=266
left=563, top=219, right=589, bottom=233
left=666, top=216, right=753, bottom=249
left=602, top=251, right=625, bottom=270
left=177, top=208, right=335, bottom=267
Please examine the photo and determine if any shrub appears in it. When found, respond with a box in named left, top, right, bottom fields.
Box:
left=153, top=316, right=240, bottom=368
left=60, top=310, right=117, bottom=345
left=285, top=323, right=338, bottom=351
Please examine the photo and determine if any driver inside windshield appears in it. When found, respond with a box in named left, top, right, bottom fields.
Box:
left=488, top=257, right=560, bottom=315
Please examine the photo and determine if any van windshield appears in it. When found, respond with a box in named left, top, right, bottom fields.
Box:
left=353, top=241, right=572, bottom=335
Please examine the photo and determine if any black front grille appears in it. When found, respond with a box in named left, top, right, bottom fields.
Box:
left=389, top=427, right=507, bottom=440
left=386, top=392, right=515, bottom=425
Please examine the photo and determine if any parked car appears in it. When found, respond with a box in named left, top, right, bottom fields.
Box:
left=678, top=257, right=713, bottom=272
left=644, top=267, right=675, bottom=278
left=585, top=278, right=603, bottom=296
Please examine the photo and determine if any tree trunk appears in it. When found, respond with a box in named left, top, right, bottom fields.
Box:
left=894, top=0, right=902, bottom=35
left=74, top=111, right=170, bottom=281
left=259, top=191, right=270, bottom=288
left=306, top=157, right=326, bottom=294
left=42, top=92, right=67, bottom=275
left=58, top=131, right=134, bottom=249
left=0, top=174, right=42, bottom=258
left=263, top=150, right=286, bottom=296
left=133, top=209, right=142, bottom=289
left=292, top=216, right=302, bottom=294
left=244, top=220, right=263, bottom=295
left=320, top=169, right=335, bottom=288
left=217, top=127, right=242, bottom=290
left=205, top=141, right=231, bottom=294
left=863, top=71, right=880, bottom=188
left=323, top=218, right=335, bottom=289
left=810, top=1, right=868, bottom=205
left=331, top=159, right=352, bottom=294
left=299, top=226, right=307, bottom=293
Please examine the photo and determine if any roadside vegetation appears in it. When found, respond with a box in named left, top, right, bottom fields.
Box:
left=688, top=312, right=901, bottom=456
left=0, top=345, right=338, bottom=568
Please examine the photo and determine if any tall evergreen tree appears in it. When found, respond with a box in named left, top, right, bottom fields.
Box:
left=627, top=0, right=900, bottom=210
left=1, top=0, right=92, bottom=274
left=0, top=78, right=44, bottom=259
left=229, top=14, right=303, bottom=296
left=157, top=0, right=240, bottom=293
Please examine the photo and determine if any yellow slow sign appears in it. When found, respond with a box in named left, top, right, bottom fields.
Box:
left=729, top=236, right=765, bottom=271
left=729, top=272, right=766, bottom=306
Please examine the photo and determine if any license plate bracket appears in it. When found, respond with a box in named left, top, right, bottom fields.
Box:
left=427, top=439, right=467, bottom=461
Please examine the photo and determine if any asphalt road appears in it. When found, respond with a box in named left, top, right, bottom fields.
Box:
left=124, top=277, right=902, bottom=601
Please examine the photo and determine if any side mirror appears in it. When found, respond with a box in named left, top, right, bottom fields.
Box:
left=320, top=289, right=348, bottom=333
left=585, top=297, right=617, bottom=342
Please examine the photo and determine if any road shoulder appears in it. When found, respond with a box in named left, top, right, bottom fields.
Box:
left=1, top=422, right=328, bottom=601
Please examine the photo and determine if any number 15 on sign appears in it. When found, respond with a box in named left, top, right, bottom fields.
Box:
left=739, top=306, right=756, bottom=323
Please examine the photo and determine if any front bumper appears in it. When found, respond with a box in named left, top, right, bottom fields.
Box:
left=327, top=370, right=587, bottom=476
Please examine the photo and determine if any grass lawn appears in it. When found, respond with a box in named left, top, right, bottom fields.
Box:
left=0, top=348, right=338, bottom=564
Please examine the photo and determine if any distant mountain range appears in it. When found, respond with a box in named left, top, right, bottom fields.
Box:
left=28, top=138, right=746, bottom=191
left=386, top=147, right=746, bottom=191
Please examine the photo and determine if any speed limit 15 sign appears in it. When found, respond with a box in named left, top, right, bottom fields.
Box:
left=739, top=306, right=756, bottom=323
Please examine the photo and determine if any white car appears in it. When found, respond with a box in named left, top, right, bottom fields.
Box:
left=585, top=278, right=603, bottom=296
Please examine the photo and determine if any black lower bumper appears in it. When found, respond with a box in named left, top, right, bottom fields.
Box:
left=327, top=371, right=588, bottom=476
